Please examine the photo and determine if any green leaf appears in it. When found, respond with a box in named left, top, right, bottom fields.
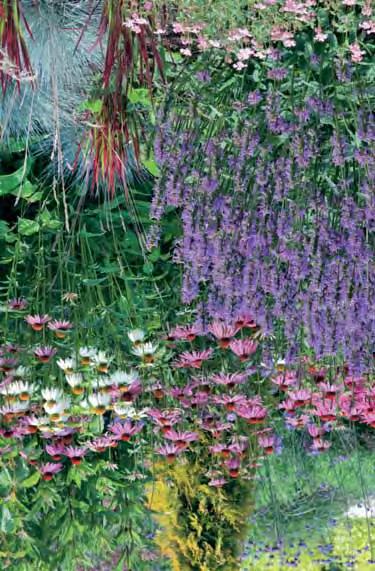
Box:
left=0, top=160, right=32, bottom=195
left=21, top=471, right=40, bottom=488
left=143, top=158, right=160, bottom=176
left=18, top=218, right=40, bottom=236
left=142, top=261, right=154, bottom=275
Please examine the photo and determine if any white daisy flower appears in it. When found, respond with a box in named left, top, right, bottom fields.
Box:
left=41, top=388, right=65, bottom=403
left=127, top=329, right=145, bottom=344
left=57, top=357, right=76, bottom=374
left=44, top=399, right=70, bottom=417
left=131, top=342, right=158, bottom=358
left=110, top=369, right=139, bottom=387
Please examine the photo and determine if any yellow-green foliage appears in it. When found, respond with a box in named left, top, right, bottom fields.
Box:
left=147, top=461, right=254, bottom=571
left=242, top=518, right=375, bottom=570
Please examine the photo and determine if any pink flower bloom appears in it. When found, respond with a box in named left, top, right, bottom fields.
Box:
left=236, top=404, right=267, bottom=424
left=63, top=446, right=87, bottom=465
left=349, top=42, right=365, bottom=63
left=310, top=438, right=331, bottom=453
left=234, top=311, right=257, bottom=329
left=208, top=477, right=227, bottom=487
left=34, top=346, right=57, bottom=363
left=314, top=27, right=328, bottom=42
left=288, top=389, right=311, bottom=407
left=318, top=382, right=343, bottom=400
left=0, top=357, right=18, bottom=371
left=39, top=462, right=63, bottom=480
left=307, top=424, right=326, bottom=439
left=229, top=339, right=258, bottom=361
left=174, top=349, right=213, bottom=369
left=45, top=443, right=66, bottom=461
left=109, top=420, right=143, bottom=442
left=48, top=320, right=73, bottom=338
left=157, top=443, right=184, bottom=463
left=8, top=297, right=28, bottom=310
left=25, top=314, right=51, bottom=331
left=213, top=394, right=248, bottom=411
left=271, top=27, right=296, bottom=47
left=208, top=321, right=239, bottom=348
left=313, top=399, right=337, bottom=422
left=87, top=436, right=117, bottom=452
left=211, top=372, right=247, bottom=388
left=225, top=457, right=241, bottom=477
left=272, top=372, right=297, bottom=391
left=163, top=429, right=199, bottom=448
left=258, top=435, right=276, bottom=454
left=167, top=324, right=202, bottom=341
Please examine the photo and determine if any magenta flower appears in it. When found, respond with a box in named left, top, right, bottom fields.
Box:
left=87, top=436, right=117, bottom=452
left=0, top=357, right=18, bottom=372
left=48, top=320, right=73, bottom=338
left=208, top=477, right=227, bottom=488
left=157, top=443, right=184, bottom=463
left=318, top=382, right=343, bottom=400
left=34, top=346, right=57, bottom=363
left=213, top=394, right=248, bottom=411
left=208, top=321, right=239, bottom=348
left=25, top=314, right=51, bottom=331
left=209, top=443, right=232, bottom=458
left=8, top=297, right=28, bottom=311
left=225, top=457, right=241, bottom=478
left=313, top=399, right=337, bottom=422
left=173, top=349, right=213, bottom=369
left=163, top=429, right=199, bottom=449
left=229, top=339, right=258, bottom=361
left=45, top=443, right=66, bottom=461
left=167, top=324, right=202, bottom=341
left=39, top=462, right=63, bottom=481
left=211, top=372, right=247, bottom=388
left=109, top=420, right=143, bottom=442
left=63, top=446, right=87, bottom=465
left=310, top=438, right=331, bottom=453
left=271, top=372, right=297, bottom=391
left=288, top=389, right=311, bottom=407
left=258, top=435, right=276, bottom=454
left=234, top=311, right=257, bottom=329
left=236, top=404, right=267, bottom=424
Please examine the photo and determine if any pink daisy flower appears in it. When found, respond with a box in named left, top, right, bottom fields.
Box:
left=174, top=349, right=213, bottom=369
left=8, top=297, right=28, bottom=311
left=34, top=346, right=57, bottom=363
left=39, top=462, right=63, bottom=481
left=208, top=321, right=239, bottom=348
left=229, top=339, right=258, bottom=361
left=25, top=314, right=51, bottom=331
left=48, top=320, right=73, bottom=339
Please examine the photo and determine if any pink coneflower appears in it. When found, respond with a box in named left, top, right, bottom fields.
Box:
left=45, top=443, right=66, bottom=461
left=258, top=435, right=277, bottom=455
left=174, top=349, right=213, bottom=369
left=229, top=339, right=258, bottom=361
left=163, top=429, right=199, bottom=449
left=150, top=381, right=165, bottom=400
left=272, top=372, right=297, bottom=391
left=208, top=321, right=239, bottom=348
left=307, top=424, right=326, bottom=439
left=234, top=311, right=257, bottom=329
left=313, top=399, right=337, bottom=422
left=109, top=420, right=143, bottom=442
left=157, top=443, right=184, bottom=463
left=34, top=346, right=57, bottom=363
left=0, top=357, right=18, bottom=372
left=213, top=394, right=248, bottom=412
left=310, top=438, right=331, bottom=453
left=120, top=380, right=142, bottom=403
left=225, top=457, right=241, bottom=478
left=64, top=446, right=87, bottom=465
left=167, top=324, right=202, bottom=342
left=208, top=477, right=227, bottom=487
left=318, top=382, right=343, bottom=400
left=308, top=366, right=327, bottom=382
left=87, top=436, right=117, bottom=453
left=25, top=314, right=51, bottom=331
left=39, top=462, right=63, bottom=481
left=211, top=372, right=247, bottom=389
left=8, top=297, right=28, bottom=311
left=236, top=404, right=267, bottom=424
left=47, top=320, right=73, bottom=339
left=288, top=389, right=311, bottom=407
